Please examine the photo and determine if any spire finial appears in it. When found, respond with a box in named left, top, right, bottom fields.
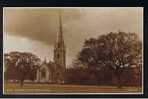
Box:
left=59, top=9, right=63, bottom=38
left=56, top=9, right=63, bottom=42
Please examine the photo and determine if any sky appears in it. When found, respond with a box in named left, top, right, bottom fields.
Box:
left=3, top=7, right=143, bottom=67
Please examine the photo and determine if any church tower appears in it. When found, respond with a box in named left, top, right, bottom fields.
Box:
left=54, top=10, right=66, bottom=83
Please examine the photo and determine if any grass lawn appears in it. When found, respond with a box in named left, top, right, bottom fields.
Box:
left=4, top=83, right=142, bottom=94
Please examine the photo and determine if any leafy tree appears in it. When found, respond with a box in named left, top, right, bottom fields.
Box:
left=4, top=52, right=41, bottom=86
left=4, top=53, right=19, bottom=81
left=76, top=32, right=142, bottom=88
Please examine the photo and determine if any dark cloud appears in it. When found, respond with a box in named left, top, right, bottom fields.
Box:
left=4, top=8, right=143, bottom=58
left=4, top=8, right=83, bottom=45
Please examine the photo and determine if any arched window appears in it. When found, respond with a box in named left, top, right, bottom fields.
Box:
left=58, top=43, right=60, bottom=48
left=41, top=69, right=46, bottom=79
left=57, top=53, right=59, bottom=58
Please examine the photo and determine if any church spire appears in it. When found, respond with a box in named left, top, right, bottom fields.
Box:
left=54, top=9, right=66, bottom=67
left=54, top=9, right=66, bottom=84
left=57, top=9, right=63, bottom=43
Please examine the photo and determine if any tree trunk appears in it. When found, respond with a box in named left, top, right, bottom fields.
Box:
left=20, top=71, right=25, bottom=87
left=117, top=74, right=123, bottom=88
left=20, top=79, right=24, bottom=87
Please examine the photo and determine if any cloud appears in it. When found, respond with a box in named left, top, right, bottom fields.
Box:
left=4, top=8, right=83, bottom=45
left=4, top=33, right=75, bottom=66
left=4, top=7, right=143, bottom=65
left=4, top=34, right=54, bottom=61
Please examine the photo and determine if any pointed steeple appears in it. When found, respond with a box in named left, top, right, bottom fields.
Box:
left=53, top=9, right=66, bottom=84
left=57, top=9, right=64, bottom=43
left=54, top=9, right=66, bottom=67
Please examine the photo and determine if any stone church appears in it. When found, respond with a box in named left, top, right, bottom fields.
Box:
left=36, top=11, right=66, bottom=84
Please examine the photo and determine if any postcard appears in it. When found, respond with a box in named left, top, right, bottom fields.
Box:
left=3, top=7, right=143, bottom=95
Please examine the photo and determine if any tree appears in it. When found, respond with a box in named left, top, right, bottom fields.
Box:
left=4, top=52, right=41, bottom=86
left=4, top=52, right=24, bottom=81
left=76, top=32, right=142, bottom=88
